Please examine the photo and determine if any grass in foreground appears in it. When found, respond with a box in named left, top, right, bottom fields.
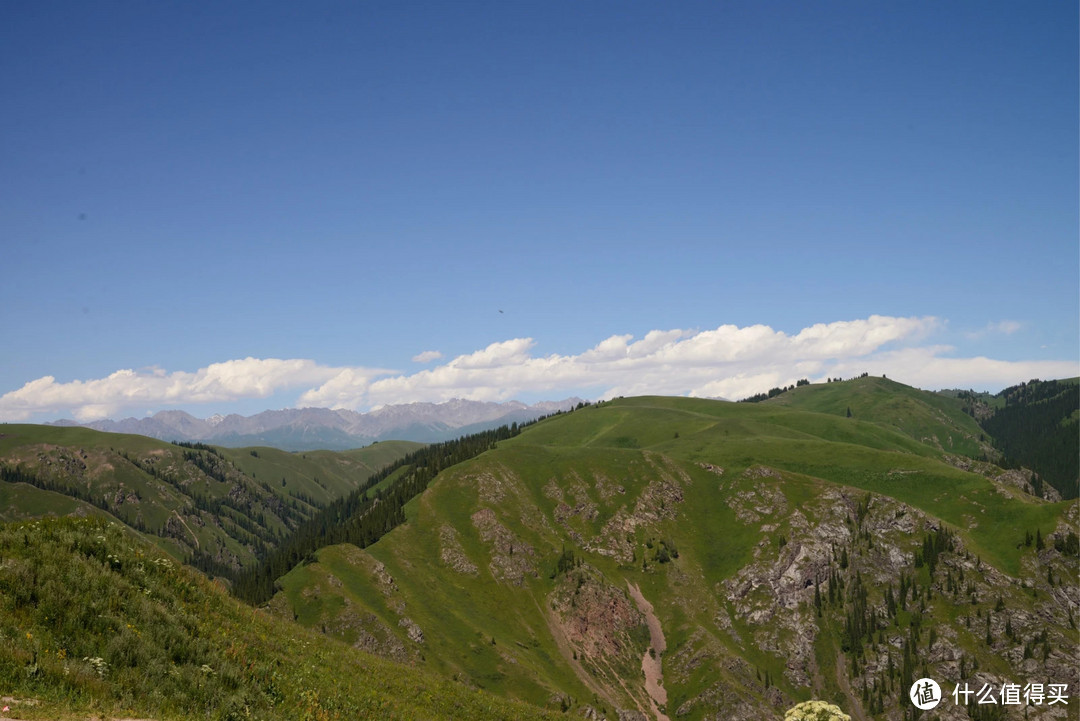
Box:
left=0, top=516, right=560, bottom=721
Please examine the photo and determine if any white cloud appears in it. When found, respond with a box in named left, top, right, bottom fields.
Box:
left=2, top=315, right=1075, bottom=422
left=411, top=350, right=444, bottom=363
left=965, top=319, right=1023, bottom=340
left=300, top=315, right=946, bottom=408
left=297, top=367, right=397, bottom=409
left=843, top=347, right=1077, bottom=391
left=0, top=358, right=379, bottom=422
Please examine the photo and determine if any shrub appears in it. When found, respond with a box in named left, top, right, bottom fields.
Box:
left=784, top=700, right=851, bottom=721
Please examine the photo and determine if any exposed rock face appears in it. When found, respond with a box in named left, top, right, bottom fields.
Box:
left=477, top=471, right=509, bottom=504
left=617, top=711, right=648, bottom=721
left=471, top=507, right=538, bottom=585
left=626, top=582, right=669, bottom=721
left=550, top=565, right=647, bottom=661
left=547, top=564, right=653, bottom=718
left=943, top=455, right=1064, bottom=502
left=726, top=474, right=788, bottom=524
left=340, top=604, right=410, bottom=662
left=398, top=617, right=425, bottom=644
left=268, top=438, right=1077, bottom=721
left=439, top=524, right=478, bottom=575
left=705, top=471, right=1080, bottom=720
left=580, top=454, right=690, bottom=564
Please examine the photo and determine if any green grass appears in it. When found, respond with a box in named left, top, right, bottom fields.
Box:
left=0, top=516, right=563, bottom=720
left=765, top=376, right=989, bottom=456
left=219, top=441, right=423, bottom=505
left=0, top=425, right=418, bottom=572
left=6, top=382, right=1074, bottom=721
left=269, top=388, right=1076, bottom=720
left=0, top=481, right=104, bottom=520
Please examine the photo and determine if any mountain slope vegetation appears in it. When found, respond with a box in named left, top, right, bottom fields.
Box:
left=0, top=516, right=561, bottom=720
left=977, top=378, right=1079, bottom=499
left=0, top=425, right=419, bottom=574
left=270, top=381, right=1078, bottom=720
left=2, top=378, right=1076, bottom=720
left=764, top=375, right=992, bottom=458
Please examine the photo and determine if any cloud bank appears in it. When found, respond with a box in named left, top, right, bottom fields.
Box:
left=2, top=315, right=1076, bottom=422
left=0, top=358, right=386, bottom=422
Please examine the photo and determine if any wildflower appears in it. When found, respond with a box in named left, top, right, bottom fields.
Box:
left=785, top=701, right=851, bottom=721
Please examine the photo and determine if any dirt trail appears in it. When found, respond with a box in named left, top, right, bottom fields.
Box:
left=834, top=654, right=869, bottom=721
left=173, top=510, right=199, bottom=549
left=626, top=582, right=670, bottom=721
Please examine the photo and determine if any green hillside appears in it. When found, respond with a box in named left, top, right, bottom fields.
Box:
left=979, top=378, right=1079, bottom=499
left=764, top=375, right=992, bottom=458
left=0, top=516, right=561, bottom=721
left=0, top=425, right=419, bottom=573
left=2, top=382, right=1076, bottom=721
left=271, top=391, right=1078, bottom=720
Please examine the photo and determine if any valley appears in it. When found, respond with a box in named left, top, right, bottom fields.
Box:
left=0, top=377, right=1076, bottom=720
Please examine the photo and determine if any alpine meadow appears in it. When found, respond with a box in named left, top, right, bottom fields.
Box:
left=1, top=2, right=1077, bottom=721
left=0, top=376, right=1076, bottom=719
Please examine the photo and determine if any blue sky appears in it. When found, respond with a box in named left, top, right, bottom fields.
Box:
left=2, top=1, right=1077, bottom=422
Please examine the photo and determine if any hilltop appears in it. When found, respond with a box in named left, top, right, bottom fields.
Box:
left=763, top=375, right=991, bottom=459
left=268, top=379, right=1078, bottom=719
left=1, top=377, right=1076, bottom=720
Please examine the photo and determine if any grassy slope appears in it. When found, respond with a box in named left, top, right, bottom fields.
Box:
left=0, top=425, right=420, bottom=569
left=764, top=376, right=990, bottom=457
left=218, top=440, right=423, bottom=505
left=272, top=386, right=1075, bottom=718
left=0, top=516, right=561, bottom=721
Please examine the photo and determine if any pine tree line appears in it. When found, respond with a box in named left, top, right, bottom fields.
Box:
left=231, top=419, right=542, bottom=604
left=979, top=379, right=1078, bottom=499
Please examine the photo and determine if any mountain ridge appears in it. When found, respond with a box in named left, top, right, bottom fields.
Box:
left=48, top=397, right=584, bottom=450
left=4, top=377, right=1077, bottom=720
left=265, top=379, right=1078, bottom=719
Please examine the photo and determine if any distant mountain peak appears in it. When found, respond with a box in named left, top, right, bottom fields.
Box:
left=54, top=397, right=583, bottom=450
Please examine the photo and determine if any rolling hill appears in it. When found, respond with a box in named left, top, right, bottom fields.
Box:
left=977, top=378, right=1079, bottom=499
left=268, top=379, right=1078, bottom=720
left=1, top=377, right=1076, bottom=720
left=0, top=424, right=420, bottom=574
left=0, top=515, right=562, bottom=720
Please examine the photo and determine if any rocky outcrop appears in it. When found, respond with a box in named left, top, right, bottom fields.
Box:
left=710, top=477, right=1080, bottom=720
left=439, top=524, right=478, bottom=575
left=943, top=455, right=1063, bottom=502
left=550, top=565, right=647, bottom=660
left=471, top=507, right=538, bottom=585
left=398, top=617, right=425, bottom=644
left=548, top=564, right=652, bottom=716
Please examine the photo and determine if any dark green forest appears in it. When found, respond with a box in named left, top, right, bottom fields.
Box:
left=232, top=416, right=559, bottom=604
left=979, top=379, right=1078, bottom=499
